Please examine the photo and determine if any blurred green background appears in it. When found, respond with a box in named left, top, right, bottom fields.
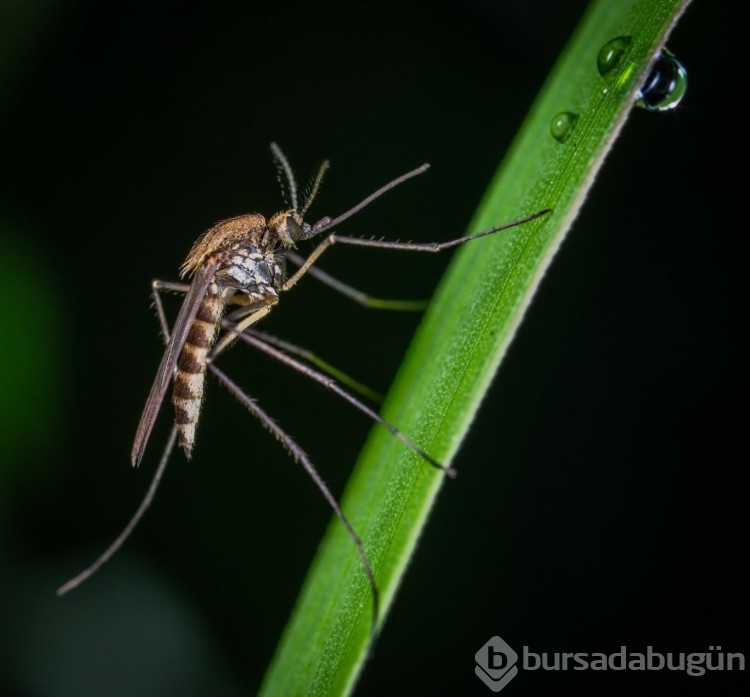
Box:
left=0, top=1, right=745, bottom=695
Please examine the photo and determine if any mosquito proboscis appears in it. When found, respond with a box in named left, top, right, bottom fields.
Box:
left=57, top=144, right=550, bottom=635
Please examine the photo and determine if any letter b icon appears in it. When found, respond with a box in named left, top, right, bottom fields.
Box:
left=475, top=636, right=519, bottom=692
left=489, top=646, right=508, bottom=670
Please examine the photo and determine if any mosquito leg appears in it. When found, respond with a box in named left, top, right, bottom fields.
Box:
left=284, top=250, right=427, bottom=312
left=152, top=279, right=253, bottom=313
left=331, top=209, right=552, bottom=253
left=151, top=280, right=190, bottom=340
left=153, top=280, right=191, bottom=293
left=239, top=327, right=385, bottom=403
left=59, top=281, right=193, bottom=594
left=57, top=425, right=179, bottom=595
left=210, top=303, right=275, bottom=362
left=209, top=363, right=380, bottom=635
left=284, top=209, right=550, bottom=293
left=62, top=275, right=207, bottom=593
left=282, top=234, right=336, bottom=292
left=224, top=325, right=456, bottom=478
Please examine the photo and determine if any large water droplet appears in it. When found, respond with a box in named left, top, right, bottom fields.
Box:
left=597, top=36, right=632, bottom=76
left=637, top=48, right=687, bottom=111
left=550, top=112, right=579, bottom=143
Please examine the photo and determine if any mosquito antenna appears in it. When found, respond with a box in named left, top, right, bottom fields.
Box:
left=309, top=163, right=430, bottom=237
left=57, top=425, right=178, bottom=596
left=270, top=142, right=299, bottom=211
left=300, top=159, right=330, bottom=217
left=210, top=363, right=381, bottom=638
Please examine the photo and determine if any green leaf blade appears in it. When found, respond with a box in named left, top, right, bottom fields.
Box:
left=260, top=1, right=692, bottom=694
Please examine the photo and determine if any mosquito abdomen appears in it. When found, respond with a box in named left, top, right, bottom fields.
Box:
left=173, top=291, right=224, bottom=458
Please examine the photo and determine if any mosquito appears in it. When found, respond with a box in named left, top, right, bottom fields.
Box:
left=57, top=143, right=549, bottom=631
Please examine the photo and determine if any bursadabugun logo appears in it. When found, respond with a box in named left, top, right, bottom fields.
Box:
left=475, top=636, right=519, bottom=692
left=475, top=638, right=745, bottom=692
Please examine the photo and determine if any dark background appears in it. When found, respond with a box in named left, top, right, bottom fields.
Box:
left=0, top=1, right=745, bottom=695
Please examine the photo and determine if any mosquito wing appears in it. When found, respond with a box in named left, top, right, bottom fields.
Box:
left=131, top=258, right=220, bottom=466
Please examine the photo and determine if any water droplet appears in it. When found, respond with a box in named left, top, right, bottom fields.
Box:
left=637, top=48, right=687, bottom=111
left=597, top=36, right=632, bottom=76
left=550, top=112, right=579, bottom=143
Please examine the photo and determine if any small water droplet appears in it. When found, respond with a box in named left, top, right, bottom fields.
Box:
left=597, top=36, right=632, bottom=76
left=550, top=112, right=579, bottom=143
left=637, top=48, right=687, bottom=111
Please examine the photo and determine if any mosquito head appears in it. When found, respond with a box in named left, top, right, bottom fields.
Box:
left=268, top=210, right=311, bottom=247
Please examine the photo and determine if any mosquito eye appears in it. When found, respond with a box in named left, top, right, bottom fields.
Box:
left=285, top=217, right=303, bottom=241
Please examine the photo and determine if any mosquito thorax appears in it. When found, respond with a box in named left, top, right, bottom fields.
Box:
left=180, top=213, right=270, bottom=278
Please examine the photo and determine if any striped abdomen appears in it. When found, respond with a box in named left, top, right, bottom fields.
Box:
left=172, top=290, right=225, bottom=458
